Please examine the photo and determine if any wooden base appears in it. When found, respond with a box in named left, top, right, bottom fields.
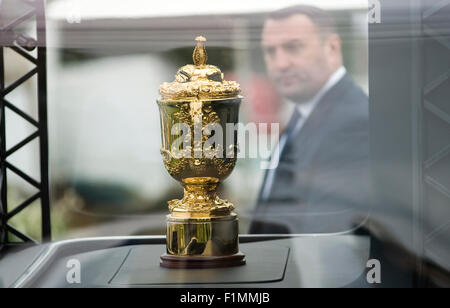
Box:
left=160, top=252, right=246, bottom=269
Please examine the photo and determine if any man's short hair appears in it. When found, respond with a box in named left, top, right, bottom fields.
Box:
left=267, top=5, right=338, bottom=36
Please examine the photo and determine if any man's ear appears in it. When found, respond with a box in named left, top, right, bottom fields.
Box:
left=325, top=33, right=342, bottom=67
left=327, top=34, right=342, bottom=56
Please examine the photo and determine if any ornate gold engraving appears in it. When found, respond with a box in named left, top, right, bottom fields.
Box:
left=157, top=37, right=245, bottom=263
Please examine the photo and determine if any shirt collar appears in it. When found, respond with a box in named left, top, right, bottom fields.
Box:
left=289, top=66, right=347, bottom=119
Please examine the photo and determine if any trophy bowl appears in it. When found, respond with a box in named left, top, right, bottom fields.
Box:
left=157, top=37, right=246, bottom=268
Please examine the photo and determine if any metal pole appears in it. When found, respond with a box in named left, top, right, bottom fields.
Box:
left=36, top=0, right=51, bottom=242
left=0, top=46, right=7, bottom=248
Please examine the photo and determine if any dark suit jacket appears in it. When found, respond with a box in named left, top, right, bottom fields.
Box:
left=250, top=73, right=370, bottom=234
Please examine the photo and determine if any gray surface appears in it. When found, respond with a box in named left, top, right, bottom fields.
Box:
left=0, top=235, right=371, bottom=288
left=28, top=247, right=132, bottom=288
left=287, top=236, right=370, bottom=288
left=111, top=243, right=289, bottom=286
left=0, top=245, right=47, bottom=288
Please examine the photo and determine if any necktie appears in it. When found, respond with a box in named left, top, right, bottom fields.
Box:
left=260, top=108, right=302, bottom=202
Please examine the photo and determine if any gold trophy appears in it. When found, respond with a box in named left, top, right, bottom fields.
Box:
left=157, top=36, right=246, bottom=268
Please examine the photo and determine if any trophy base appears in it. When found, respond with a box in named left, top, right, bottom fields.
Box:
left=161, top=213, right=246, bottom=269
left=160, top=252, right=246, bottom=269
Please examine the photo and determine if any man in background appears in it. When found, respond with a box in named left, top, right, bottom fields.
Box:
left=250, top=5, right=370, bottom=234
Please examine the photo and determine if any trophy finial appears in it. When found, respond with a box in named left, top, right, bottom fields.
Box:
left=159, top=35, right=240, bottom=101
left=193, top=36, right=208, bottom=66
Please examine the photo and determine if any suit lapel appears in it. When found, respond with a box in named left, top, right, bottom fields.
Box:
left=284, top=73, right=354, bottom=164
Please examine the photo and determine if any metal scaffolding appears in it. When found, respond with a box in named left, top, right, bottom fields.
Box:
left=0, top=0, right=50, bottom=247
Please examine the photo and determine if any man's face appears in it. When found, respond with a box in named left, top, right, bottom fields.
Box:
left=262, top=14, right=336, bottom=103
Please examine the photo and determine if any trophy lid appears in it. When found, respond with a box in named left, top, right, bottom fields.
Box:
left=159, top=36, right=241, bottom=101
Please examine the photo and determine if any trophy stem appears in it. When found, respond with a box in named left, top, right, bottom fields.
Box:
left=161, top=177, right=246, bottom=269
left=168, top=177, right=234, bottom=218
